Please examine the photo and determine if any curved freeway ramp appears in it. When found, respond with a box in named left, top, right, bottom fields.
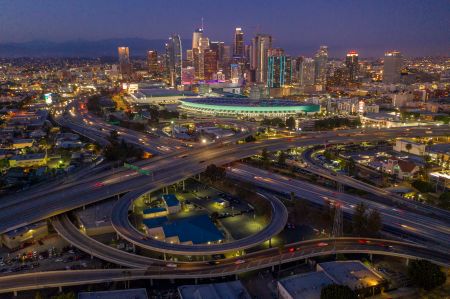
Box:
left=0, top=127, right=448, bottom=235
left=111, top=190, right=288, bottom=255
left=0, top=238, right=448, bottom=294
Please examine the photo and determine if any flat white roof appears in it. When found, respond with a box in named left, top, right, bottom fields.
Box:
left=278, top=271, right=334, bottom=299
left=78, top=288, right=148, bottom=299
left=318, top=261, right=383, bottom=290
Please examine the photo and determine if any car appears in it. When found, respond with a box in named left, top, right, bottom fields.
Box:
left=166, top=263, right=177, bottom=268
left=234, top=259, right=246, bottom=265
left=94, top=182, right=104, bottom=188
left=208, top=261, right=220, bottom=265
left=288, top=247, right=295, bottom=253
left=317, top=242, right=328, bottom=247
left=55, top=258, right=63, bottom=262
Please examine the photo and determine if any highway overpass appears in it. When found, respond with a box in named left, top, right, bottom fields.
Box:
left=0, top=237, right=448, bottom=294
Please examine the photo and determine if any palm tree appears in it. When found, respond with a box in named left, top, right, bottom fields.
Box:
left=405, top=143, right=412, bottom=154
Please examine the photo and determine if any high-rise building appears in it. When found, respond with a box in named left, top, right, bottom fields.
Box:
left=147, top=50, right=158, bottom=77
left=314, top=45, right=328, bottom=85
left=198, top=36, right=210, bottom=53
left=345, top=50, right=359, bottom=83
left=192, top=28, right=203, bottom=50
left=193, top=48, right=204, bottom=80
left=203, top=49, right=218, bottom=80
left=186, top=49, right=194, bottom=62
left=297, top=57, right=315, bottom=86
left=383, top=51, right=403, bottom=84
left=210, top=41, right=225, bottom=69
left=182, top=67, right=195, bottom=85
left=267, top=48, right=286, bottom=88
left=234, top=28, right=244, bottom=58
left=166, top=34, right=182, bottom=86
left=230, top=64, right=241, bottom=83
left=117, top=47, right=131, bottom=79
left=285, top=56, right=295, bottom=85
left=251, top=34, right=272, bottom=83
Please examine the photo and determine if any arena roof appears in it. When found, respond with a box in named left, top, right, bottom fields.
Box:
left=180, top=98, right=320, bottom=114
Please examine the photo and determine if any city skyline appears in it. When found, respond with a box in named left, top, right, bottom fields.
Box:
left=0, top=0, right=449, bottom=57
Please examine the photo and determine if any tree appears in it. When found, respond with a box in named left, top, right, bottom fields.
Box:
left=51, top=292, right=76, bottom=299
left=109, top=129, right=119, bottom=141
left=408, top=260, right=446, bottom=291
left=366, top=209, right=382, bottom=236
left=34, top=292, right=44, bottom=299
left=286, top=116, right=296, bottom=130
left=352, top=202, right=367, bottom=236
left=290, top=191, right=295, bottom=201
left=277, top=151, right=286, bottom=165
left=437, top=192, right=450, bottom=210
left=411, top=180, right=434, bottom=193
left=204, top=164, right=226, bottom=182
left=405, top=143, right=412, bottom=154
left=321, top=284, right=358, bottom=299
left=293, top=198, right=309, bottom=220
left=244, top=135, right=256, bottom=143
left=261, top=148, right=270, bottom=168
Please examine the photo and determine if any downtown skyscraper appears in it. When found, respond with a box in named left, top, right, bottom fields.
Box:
left=117, top=46, right=131, bottom=80
left=166, top=34, right=182, bottom=86
left=383, top=51, right=403, bottom=84
left=345, top=50, right=359, bottom=83
left=233, top=28, right=244, bottom=58
left=251, top=34, right=272, bottom=83
left=314, top=45, right=328, bottom=85
left=267, top=48, right=286, bottom=88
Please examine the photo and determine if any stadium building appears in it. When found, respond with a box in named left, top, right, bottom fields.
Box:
left=180, top=98, right=320, bottom=118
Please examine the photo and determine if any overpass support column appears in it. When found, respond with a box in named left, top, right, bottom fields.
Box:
left=405, top=258, right=409, bottom=266
left=150, top=279, right=153, bottom=286
left=369, top=253, right=373, bottom=261
left=195, top=278, right=198, bottom=284
left=13, top=291, right=17, bottom=297
left=182, top=180, right=185, bottom=191
left=59, top=286, right=62, bottom=293
left=272, top=265, right=275, bottom=271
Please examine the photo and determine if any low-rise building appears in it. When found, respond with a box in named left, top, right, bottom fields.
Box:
left=163, top=194, right=181, bottom=214
left=278, top=271, right=334, bottom=299
left=317, top=261, right=386, bottom=297
left=78, top=288, right=148, bottom=299
left=0, top=221, right=48, bottom=250
left=178, top=281, right=251, bottom=299
left=382, top=158, right=420, bottom=180
left=394, top=139, right=426, bottom=156
left=144, top=214, right=224, bottom=245
left=278, top=261, right=386, bottom=299
left=11, top=138, right=34, bottom=149
left=9, top=153, right=47, bottom=168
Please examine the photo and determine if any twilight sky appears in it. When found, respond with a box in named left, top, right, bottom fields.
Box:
left=0, top=0, right=449, bottom=57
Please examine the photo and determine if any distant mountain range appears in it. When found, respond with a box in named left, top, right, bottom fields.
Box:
left=0, top=38, right=185, bottom=58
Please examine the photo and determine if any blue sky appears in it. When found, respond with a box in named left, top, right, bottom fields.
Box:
left=0, top=0, right=448, bottom=57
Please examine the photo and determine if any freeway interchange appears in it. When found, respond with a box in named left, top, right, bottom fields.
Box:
left=0, top=124, right=449, bottom=293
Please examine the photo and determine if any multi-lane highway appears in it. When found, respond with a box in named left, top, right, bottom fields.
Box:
left=0, top=127, right=448, bottom=237
left=228, top=163, right=450, bottom=249
left=0, top=237, right=448, bottom=294
left=0, top=125, right=449, bottom=296
left=299, top=147, right=450, bottom=220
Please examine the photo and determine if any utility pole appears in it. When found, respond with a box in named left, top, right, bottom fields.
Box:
left=332, top=202, right=343, bottom=238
